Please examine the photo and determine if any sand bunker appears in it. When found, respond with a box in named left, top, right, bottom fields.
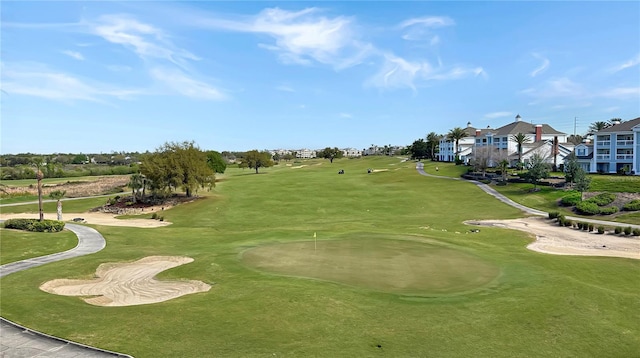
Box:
left=466, top=217, right=639, bottom=260
left=0, top=212, right=170, bottom=228
left=40, top=256, right=211, bottom=306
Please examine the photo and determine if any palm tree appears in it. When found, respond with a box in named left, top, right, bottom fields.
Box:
left=447, top=127, right=467, bottom=162
left=588, top=121, right=610, bottom=135
left=511, top=132, right=531, bottom=166
left=31, top=157, right=45, bottom=222
left=498, top=159, right=510, bottom=182
left=426, top=132, right=442, bottom=160
left=128, top=173, right=145, bottom=204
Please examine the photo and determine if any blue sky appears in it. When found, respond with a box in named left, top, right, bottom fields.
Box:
left=2, top=1, right=639, bottom=154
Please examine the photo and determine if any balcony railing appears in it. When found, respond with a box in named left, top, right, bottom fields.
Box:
left=596, top=155, right=610, bottom=160
left=616, top=140, right=634, bottom=146
left=616, top=155, right=633, bottom=160
left=596, top=141, right=611, bottom=146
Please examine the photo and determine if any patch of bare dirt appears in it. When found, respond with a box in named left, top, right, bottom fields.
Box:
left=3, top=176, right=129, bottom=198
left=465, top=217, right=639, bottom=260
left=40, top=256, right=211, bottom=306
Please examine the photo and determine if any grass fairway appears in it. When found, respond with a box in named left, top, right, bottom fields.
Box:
left=1, top=157, right=639, bottom=357
left=242, top=237, right=499, bottom=295
left=0, top=229, right=78, bottom=264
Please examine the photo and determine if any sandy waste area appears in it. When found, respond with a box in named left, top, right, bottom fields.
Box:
left=40, top=256, right=211, bottom=307
left=0, top=211, right=170, bottom=228
left=466, top=217, right=639, bottom=260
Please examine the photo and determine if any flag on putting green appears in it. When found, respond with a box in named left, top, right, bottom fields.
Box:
left=313, top=232, right=316, bottom=238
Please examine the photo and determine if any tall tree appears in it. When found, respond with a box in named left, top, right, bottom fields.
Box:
left=498, top=159, right=510, bottom=182
left=206, top=150, right=227, bottom=174
left=447, top=127, right=467, bottom=161
left=426, top=132, right=442, bottom=160
left=574, top=169, right=591, bottom=196
left=242, top=150, right=274, bottom=174
left=567, top=134, right=583, bottom=145
left=588, top=121, right=610, bottom=135
left=128, top=173, right=145, bottom=203
left=32, top=157, right=45, bottom=221
left=511, top=132, right=531, bottom=166
left=141, top=141, right=214, bottom=197
left=564, top=152, right=581, bottom=186
left=525, top=152, right=550, bottom=190
left=318, top=147, right=343, bottom=163
left=408, top=139, right=429, bottom=160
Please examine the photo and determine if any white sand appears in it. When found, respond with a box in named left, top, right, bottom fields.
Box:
left=466, top=217, right=639, bottom=260
left=40, top=256, right=211, bottom=307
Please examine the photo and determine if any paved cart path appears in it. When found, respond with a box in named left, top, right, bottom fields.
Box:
left=0, top=221, right=132, bottom=358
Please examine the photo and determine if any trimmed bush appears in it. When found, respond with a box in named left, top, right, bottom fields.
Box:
left=548, top=211, right=560, bottom=220
left=597, top=226, right=605, bottom=234
left=633, top=229, right=640, bottom=237
left=622, top=200, right=640, bottom=211
left=614, top=227, right=622, bottom=235
left=588, top=223, right=594, bottom=232
left=575, top=201, right=600, bottom=215
left=582, top=223, right=589, bottom=231
left=560, top=192, right=582, bottom=206
left=587, top=193, right=616, bottom=206
left=4, top=218, right=65, bottom=232
left=576, top=222, right=583, bottom=230
left=564, top=220, right=573, bottom=227
left=151, top=212, right=158, bottom=220
left=624, top=226, right=632, bottom=236
left=557, top=216, right=565, bottom=226
left=599, top=206, right=619, bottom=215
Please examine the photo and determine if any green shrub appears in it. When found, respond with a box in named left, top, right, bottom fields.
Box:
left=622, top=200, right=640, bottom=211
left=587, top=193, right=617, bottom=206
left=597, top=226, right=605, bottom=234
left=151, top=212, right=158, bottom=220
left=624, top=227, right=632, bottom=236
left=4, top=218, right=65, bottom=232
left=633, top=229, right=640, bottom=237
left=564, top=220, right=573, bottom=227
left=575, top=201, right=600, bottom=215
left=582, top=223, right=589, bottom=231
left=614, top=227, right=622, bottom=235
left=576, top=222, right=583, bottom=230
left=557, top=216, right=565, bottom=226
left=588, top=223, right=594, bottom=232
left=560, top=192, right=582, bottom=206
left=599, top=206, right=619, bottom=215
left=159, top=216, right=164, bottom=222
left=548, top=211, right=560, bottom=220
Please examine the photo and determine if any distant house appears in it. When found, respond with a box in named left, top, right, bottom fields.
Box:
left=580, top=117, right=640, bottom=175
left=296, top=149, right=316, bottom=159
left=342, top=148, right=362, bottom=157
left=438, top=122, right=480, bottom=164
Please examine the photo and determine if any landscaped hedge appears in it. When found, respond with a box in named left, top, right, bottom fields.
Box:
left=560, top=192, right=582, bottom=206
left=3, top=218, right=65, bottom=232
left=587, top=193, right=616, bottom=206
left=599, top=206, right=619, bottom=215
left=575, top=201, right=601, bottom=215
left=623, top=200, right=640, bottom=211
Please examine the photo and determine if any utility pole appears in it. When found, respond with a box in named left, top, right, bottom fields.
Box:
left=574, top=117, right=577, bottom=136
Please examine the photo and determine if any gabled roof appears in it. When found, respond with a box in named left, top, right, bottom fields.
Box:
left=596, top=117, right=640, bottom=133
left=493, top=121, right=565, bottom=136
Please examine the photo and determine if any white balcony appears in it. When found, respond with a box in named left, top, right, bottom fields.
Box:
left=616, top=155, right=633, bottom=160
left=596, top=155, right=610, bottom=160
left=596, top=141, right=611, bottom=147
left=616, top=140, right=634, bottom=147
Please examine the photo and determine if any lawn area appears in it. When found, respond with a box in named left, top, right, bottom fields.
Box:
left=1, top=156, right=638, bottom=357
left=0, top=228, right=77, bottom=265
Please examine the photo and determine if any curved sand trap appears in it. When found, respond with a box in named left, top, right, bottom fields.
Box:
left=242, top=239, right=499, bottom=295
left=466, top=217, right=640, bottom=260
left=40, top=256, right=211, bottom=306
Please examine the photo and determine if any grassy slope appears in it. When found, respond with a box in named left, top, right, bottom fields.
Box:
left=1, top=157, right=638, bottom=357
left=0, top=229, right=78, bottom=264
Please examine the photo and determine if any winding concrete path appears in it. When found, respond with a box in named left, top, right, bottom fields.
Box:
left=0, top=221, right=132, bottom=358
left=415, top=162, right=640, bottom=229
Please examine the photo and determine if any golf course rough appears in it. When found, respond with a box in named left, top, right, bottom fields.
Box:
left=241, top=238, right=500, bottom=296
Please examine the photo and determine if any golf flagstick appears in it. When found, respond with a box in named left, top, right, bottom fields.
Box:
left=314, top=232, right=317, bottom=250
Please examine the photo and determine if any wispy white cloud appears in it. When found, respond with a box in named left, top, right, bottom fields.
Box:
left=90, top=14, right=200, bottom=68
left=599, top=86, right=640, bottom=99
left=62, top=50, right=84, bottom=61
left=521, top=77, right=584, bottom=98
left=194, top=7, right=375, bottom=70
left=339, top=112, right=352, bottom=118
left=1, top=62, right=142, bottom=102
left=398, top=16, right=454, bottom=42
left=530, top=53, right=549, bottom=77
left=484, top=111, right=512, bottom=119
left=609, top=53, right=640, bottom=72
left=275, top=85, right=295, bottom=92
left=366, top=53, right=484, bottom=91
left=149, top=67, right=228, bottom=100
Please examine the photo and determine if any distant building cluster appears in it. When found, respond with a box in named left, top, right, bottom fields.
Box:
left=438, top=115, right=640, bottom=175
left=268, top=146, right=405, bottom=159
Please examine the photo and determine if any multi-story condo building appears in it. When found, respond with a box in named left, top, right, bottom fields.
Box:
left=296, top=149, right=317, bottom=159
left=585, top=117, right=640, bottom=175
left=439, top=115, right=571, bottom=167
left=342, top=148, right=362, bottom=157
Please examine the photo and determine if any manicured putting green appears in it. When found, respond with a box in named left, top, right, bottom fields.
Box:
left=242, top=238, right=500, bottom=295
